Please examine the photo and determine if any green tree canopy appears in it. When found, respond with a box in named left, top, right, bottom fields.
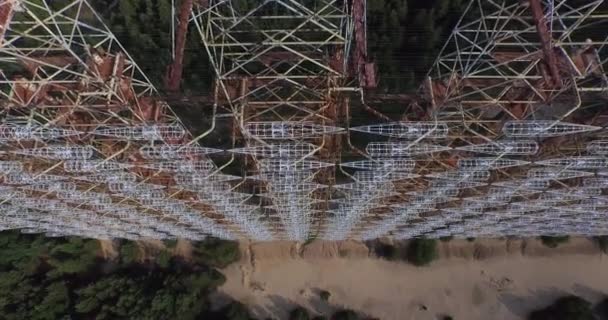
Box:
left=192, top=238, right=241, bottom=268
left=0, top=231, right=241, bottom=320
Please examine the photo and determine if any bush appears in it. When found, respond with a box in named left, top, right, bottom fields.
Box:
left=466, top=237, right=476, bottom=242
left=528, top=295, right=595, bottom=320
left=119, top=241, right=140, bottom=265
left=156, top=249, right=172, bottom=269
left=289, top=306, right=310, bottom=320
left=319, top=290, right=331, bottom=302
left=163, top=239, right=178, bottom=249
left=192, top=239, right=240, bottom=268
left=540, top=236, right=570, bottom=248
left=331, top=310, right=359, bottom=320
left=406, top=238, right=438, bottom=266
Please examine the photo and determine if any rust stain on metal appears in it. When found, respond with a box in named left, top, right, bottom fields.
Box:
left=165, top=0, right=194, bottom=93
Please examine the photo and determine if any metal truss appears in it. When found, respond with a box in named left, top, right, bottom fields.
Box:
left=193, top=0, right=356, bottom=240
left=4, top=0, right=608, bottom=242
left=427, top=0, right=608, bottom=121
left=358, top=0, right=608, bottom=241
left=0, top=0, right=273, bottom=241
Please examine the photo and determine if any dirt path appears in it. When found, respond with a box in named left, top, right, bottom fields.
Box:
left=174, top=239, right=193, bottom=260
left=98, top=239, right=118, bottom=260
left=216, top=238, right=608, bottom=320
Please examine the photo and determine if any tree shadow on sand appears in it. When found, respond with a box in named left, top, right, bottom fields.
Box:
left=245, top=290, right=374, bottom=320
left=250, top=295, right=293, bottom=319
left=499, top=287, right=570, bottom=318
left=571, top=283, right=606, bottom=302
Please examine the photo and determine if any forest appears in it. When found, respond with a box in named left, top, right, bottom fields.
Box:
left=0, top=231, right=249, bottom=320
left=92, top=0, right=466, bottom=94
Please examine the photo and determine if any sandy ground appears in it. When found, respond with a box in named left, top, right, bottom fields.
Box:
left=216, top=238, right=608, bottom=320
left=98, top=239, right=118, bottom=260
left=174, top=238, right=193, bottom=260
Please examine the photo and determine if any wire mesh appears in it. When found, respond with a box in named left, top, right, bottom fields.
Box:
left=503, top=121, right=601, bottom=137
left=350, top=121, right=449, bottom=139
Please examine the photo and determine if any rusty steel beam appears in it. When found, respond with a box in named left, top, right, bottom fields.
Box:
left=164, top=0, right=194, bottom=93
left=353, top=0, right=377, bottom=89
left=352, top=0, right=366, bottom=66
left=529, top=0, right=562, bottom=88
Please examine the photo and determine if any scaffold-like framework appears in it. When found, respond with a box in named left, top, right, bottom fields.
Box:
left=0, top=0, right=272, bottom=241
left=192, top=0, right=358, bottom=240
left=3, top=0, right=608, bottom=242
left=359, top=0, right=608, bottom=240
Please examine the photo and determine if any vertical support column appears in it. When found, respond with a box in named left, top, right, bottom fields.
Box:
left=165, top=0, right=195, bottom=93
left=352, top=0, right=376, bottom=88
left=352, top=0, right=366, bottom=70
left=529, top=0, right=561, bottom=88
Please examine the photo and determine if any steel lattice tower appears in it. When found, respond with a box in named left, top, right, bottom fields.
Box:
left=0, top=0, right=272, bottom=241
left=192, top=0, right=357, bottom=240
left=2, top=0, right=608, bottom=241
left=359, top=0, right=608, bottom=240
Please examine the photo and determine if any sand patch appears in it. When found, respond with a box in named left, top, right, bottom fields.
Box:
left=217, top=238, right=608, bottom=320
left=98, top=239, right=118, bottom=260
